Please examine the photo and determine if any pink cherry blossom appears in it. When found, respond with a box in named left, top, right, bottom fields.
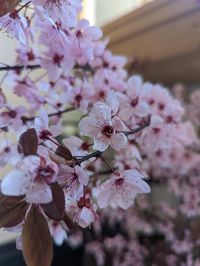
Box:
left=32, top=0, right=82, bottom=28
left=0, top=140, right=19, bottom=167
left=67, top=200, right=97, bottom=228
left=34, top=108, right=62, bottom=140
left=0, top=0, right=199, bottom=263
left=97, top=169, right=150, bottom=209
left=62, top=136, right=90, bottom=156
left=0, top=11, right=27, bottom=44
left=1, top=155, right=58, bottom=204
left=119, top=75, right=149, bottom=120
left=79, top=102, right=127, bottom=151
left=49, top=221, right=68, bottom=245
left=58, top=164, right=89, bottom=199
left=0, top=105, right=26, bottom=130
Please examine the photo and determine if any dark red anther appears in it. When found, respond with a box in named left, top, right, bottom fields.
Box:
left=102, top=125, right=114, bottom=138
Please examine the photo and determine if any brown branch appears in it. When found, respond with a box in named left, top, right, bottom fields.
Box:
left=122, top=120, right=150, bottom=136
left=22, top=107, right=75, bottom=123
left=91, top=168, right=118, bottom=177
left=0, top=63, right=93, bottom=73
left=77, top=151, right=102, bottom=164
left=0, top=64, right=41, bottom=72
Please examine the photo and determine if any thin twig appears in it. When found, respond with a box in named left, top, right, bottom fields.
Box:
left=0, top=64, right=41, bottom=72
left=77, top=150, right=102, bottom=164
left=22, top=107, right=75, bottom=123
left=122, top=121, right=150, bottom=136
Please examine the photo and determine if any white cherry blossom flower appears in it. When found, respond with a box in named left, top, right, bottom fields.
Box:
left=79, top=102, right=127, bottom=152
left=97, top=169, right=150, bottom=209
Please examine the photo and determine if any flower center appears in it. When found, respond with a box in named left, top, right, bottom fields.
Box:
left=9, top=110, right=17, bottom=119
left=102, top=125, right=114, bottom=138
left=158, top=103, right=165, bottom=111
left=81, top=141, right=89, bottom=151
left=131, top=97, right=139, bottom=107
left=153, top=128, right=160, bottom=134
left=53, top=54, right=64, bottom=66
left=39, top=130, right=52, bottom=140
left=78, top=197, right=90, bottom=208
left=114, top=178, right=124, bottom=186
left=75, top=94, right=82, bottom=107
left=36, top=165, right=55, bottom=184
left=4, top=146, right=10, bottom=153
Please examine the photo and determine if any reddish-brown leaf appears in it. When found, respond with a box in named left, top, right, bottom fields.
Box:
left=0, top=0, right=20, bottom=17
left=41, top=182, right=65, bottom=221
left=18, top=128, right=38, bottom=156
left=22, top=206, right=53, bottom=266
left=55, top=146, right=73, bottom=161
left=0, top=192, right=28, bottom=228
left=63, top=213, right=78, bottom=231
left=49, top=152, right=67, bottom=165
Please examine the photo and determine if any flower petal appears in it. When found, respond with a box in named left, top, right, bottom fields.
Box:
left=79, top=207, right=94, bottom=228
left=78, top=116, right=99, bottom=137
left=26, top=183, right=52, bottom=204
left=75, top=166, right=89, bottom=186
left=111, top=133, right=127, bottom=151
left=93, top=134, right=110, bottom=152
left=1, top=170, right=29, bottom=196
left=97, top=188, right=111, bottom=209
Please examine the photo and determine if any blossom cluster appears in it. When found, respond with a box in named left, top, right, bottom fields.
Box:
left=69, top=86, right=200, bottom=266
left=0, top=1, right=198, bottom=265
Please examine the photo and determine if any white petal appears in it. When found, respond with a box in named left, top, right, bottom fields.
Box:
left=119, top=107, right=132, bottom=121
left=92, top=103, right=112, bottom=125
left=78, top=116, right=99, bottom=137
left=97, top=188, right=111, bottom=209
left=79, top=207, right=94, bottom=227
left=53, top=227, right=67, bottom=246
left=111, top=133, right=127, bottom=151
left=1, top=170, right=29, bottom=196
left=123, top=170, right=150, bottom=193
left=34, top=117, right=45, bottom=134
left=150, top=115, right=164, bottom=128
left=0, top=114, right=10, bottom=128
left=134, top=101, right=149, bottom=117
left=86, top=26, right=102, bottom=40
left=75, top=166, right=89, bottom=186
left=63, top=136, right=82, bottom=149
left=93, top=134, right=110, bottom=152
left=117, top=193, right=135, bottom=209
left=127, top=75, right=142, bottom=96
left=26, top=183, right=52, bottom=204
left=50, top=122, right=63, bottom=137
left=112, top=117, right=127, bottom=131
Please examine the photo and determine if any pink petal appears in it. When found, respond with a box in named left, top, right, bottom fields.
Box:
left=79, top=116, right=99, bottom=137
left=97, top=188, right=111, bottom=209
left=92, top=103, right=112, bottom=125
left=134, top=101, right=149, bottom=117
left=116, top=193, right=134, bottom=209
left=123, top=170, right=150, bottom=193
left=1, top=170, right=29, bottom=196
left=93, top=134, right=110, bottom=152
left=26, top=183, right=52, bottom=204
left=85, top=26, right=102, bottom=40
left=110, top=133, right=127, bottom=151
left=75, top=165, right=89, bottom=186
left=79, top=207, right=94, bottom=228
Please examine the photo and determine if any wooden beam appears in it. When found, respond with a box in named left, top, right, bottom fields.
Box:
left=102, top=0, right=200, bottom=84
